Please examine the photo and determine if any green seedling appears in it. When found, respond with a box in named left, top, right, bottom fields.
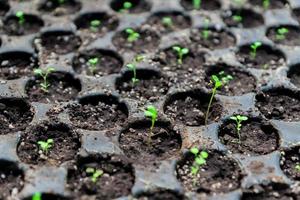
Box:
left=230, top=115, right=248, bottom=144
left=119, top=1, right=133, bottom=12
left=144, top=105, right=158, bottom=145
left=233, top=14, right=242, bottom=23
left=37, top=139, right=54, bottom=154
left=193, top=0, right=201, bottom=10
left=190, top=147, right=208, bottom=176
left=162, top=17, right=173, bottom=28
left=32, top=192, right=42, bottom=200
left=202, top=18, right=210, bottom=39
left=88, top=57, right=99, bottom=75
left=276, top=27, right=289, bottom=41
left=33, top=67, right=55, bottom=92
left=125, top=28, right=140, bottom=42
left=295, top=164, right=300, bottom=171
left=126, top=55, right=144, bottom=85
left=172, top=46, right=189, bottom=65
left=16, top=11, right=25, bottom=25
left=263, top=0, right=270, bottom=9
left=86, top=167, right=104, bottom=183
left=205, top=71, right=233, bottom=125
left=250, top=41, right=262, bottom=59
left=90, top=19, right=101, bottom=32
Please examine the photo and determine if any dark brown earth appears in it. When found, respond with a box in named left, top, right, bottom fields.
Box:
left=180, top=0, right=221, bottom=11
left=288, top=64, right=300, bottom=88
left=0, top=1, right=9, bottom=16
left=222, top=9, right=264, bottom=28
left=110, top=0, right=151, bottom=13
left=38, top=0, right=81, bottom=15
left=267, top=26, right=300, bottom=46
left=249, top=0, right=289, bottom=9
left=280, top=146, right=300, bottom=181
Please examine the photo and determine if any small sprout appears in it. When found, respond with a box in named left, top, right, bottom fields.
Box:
left=230, top=115, right=248, bottom=144
left=190, top=147, right=208, bottom=176
left=33, top=67, right=56, bottom=93
left=205, top=71, right=233, bottom=125
left=88, top=57, right=99, bottom=75
left=276, top=27, right=289, bottom=41
left=295, top=164, right=300, bottom=172
left=37, top=139, right=54, bottom=154
left=32, top=192, right=42, bottom=200
left=144, top=105, right=158, bottom=145
left=202, top=18, right=210, bottom=40
left=90, top=19, right=101, bottom=32
left=193, top=0, right=201, bottom=10
left=233, top=15, right=243, bottom=23
left=263, top=0, right=270, bottom=9
left=16, top=11, right=25, bottom=25
left=125, top=28, right=140, bottom=42
left=162, top=17, right=173, bottom=28
left=120, top=1, right=133, bottom=13
left=126, top=55, right=144, bottom=85
left=172, top=46, right=189, bottom=65
left=250, top=41, right=262, bottom=59
left=86, top=167, right=104, bottom=183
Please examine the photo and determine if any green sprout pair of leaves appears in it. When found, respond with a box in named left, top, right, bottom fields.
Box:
left=193, top=0, right=201, bottom=10
left=202, top=18, right=210, bottom=40
left=190, top=147, right=208, bottom=176
left=86, top=167, right=104, bottom=183
left=205, top=71, right=233, bottom=125
left=263, top=0, right=270, bottom=9
left=125, top=28, right=140, bottom=42
left=172, top=46, right=189, bottom=65
left=88, top=57, right=99, bottom=75
left=144, top=105, right=158, bottom=145
left=295, top=164, right=300, bottom=172
left=230, top=115, right=248, bottom=144
left=119, top=1, right=133, bottom=13
left=276, top=27, right=289, bottom=41
left=233, top=14, right=243, bottom=23
left=16, top=11, right=25, bottom=25
left=32, top=192, right=42, bottom=200
left=90, top=19, right=101, bottom=32
left=126, top=55, right=144, bottom=85
left=37, top=139, right=54, bottom=154
left=34, top=67, right=56, bottom=93
left=162, top=17, right=173, bottom=28
left=250, top=41, right=262, bottom=59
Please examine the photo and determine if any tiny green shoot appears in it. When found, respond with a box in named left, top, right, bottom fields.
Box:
left=125, top=28, right=140, bottom=42
left=230, top=115, right=248, bottom=144
left=205, top=71, right=233, bottom=125
left=162, top=17, right=173, bottom=28
left=263, top=0, right=270, bottom=10
left=172, top=46, right=189, bottom=65
left=90, top=19, right=101, bottom=32
left=37, top=139, right=54, bottom=154
left=190, top=147, right=208, bottom=176
left=33, top=67, right=55, bottom=93
left=193, top=0, right=201, bottom=10
left=88, top=57, right=99, bottom=75
left=202, top=18, right=210, bottom=40
left=144, top=105, right=158, bottom=145
left=250, top=41, right=262, bottom=59
left=295, top=164, right=300, bottom=172
left=126, top=55, right=144, bottom=85
left=119, top=1, right=133, bottom=12
left=233, top=15, right=243, bottom=23
left=276, top=27, right=289, bottom=41
left=16, top=11, right=25, bottom=25
left=86, top=167, right=104, bottom=183
left=32, top=192, right=42, bottom=200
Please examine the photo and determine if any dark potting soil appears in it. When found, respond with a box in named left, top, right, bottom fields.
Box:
left=0, top=161, right=24, bottom=199
left=237, top=45, right=286, bottom=70
left=38, top=0, right=81, bottom=15
left=0, top=1, right=9, bottom=16
left=0, top=98, right=33, bottom=135
left=116, top=70, right=170, bottom=102
left=67, top=97, right=128, bottom=131
left=146, top=12, right=192, bottom=34
left=190, top=28, right=236, bottom=50
left=204, top=64, right=256, bottom=96
left=67, top=156, right=134, bottom=200
left=112, top=27, right=160, bottom=53
left=218, top=118, right=279, bottom=155
left=280, top=146, right=300, bottom=181
left=137, top=190, right=184, bottom=200
left=110, top=0, right=151, bottom=14
left=0, top=52, right=37, bottom=80
left=119, top=121, right=182, bottom=164
left=40, top=32, right=81, bottom=55
left=180, top=0, right=221, bottom=11
left=222, top=9, right=264, bottom=28
left=3, top=15, right=43, bottom=36
left=164, top=91, right=223, bottom=126
left=267, top=26, right=300, bottom=46
left=255, top=89, right=300, bottom=121
left=176, top=150, right=243, bottom=194
left=26, top=72, right=81, bottom=103
left=72, top=49, right=123, bottom=76
left=249, top=0, right=289, bottom=9
left=17, top=122, right=80, bottom=166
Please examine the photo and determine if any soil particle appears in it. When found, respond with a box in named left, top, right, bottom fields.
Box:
left=180, top=0, right=221, bottom=11
left=280, top=146, right=300, bottom=181
left=222, top=9, right=264, bottom=28
left=267, top=26, right=300, bottom=46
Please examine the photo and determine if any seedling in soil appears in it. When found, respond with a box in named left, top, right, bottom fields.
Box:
left=172, top=46, right=189, bottom=65
left=90, top=19, right=101, bottom=32
left=233, top=14, right=242, bottom=23
left=16, top=11, right=25, bottom=25
left=202, top=18, right=210, bottom=40
left=190, top=147, right=208, bottom=176
left=119, top=1, right=133, bottom=13
left=125, top=28, right=140, bottom=42
left=250, top=41, right=262, bottom=59
left=144, top=105, right=158, bottom=145
left=295, top=164, right=300, bottom=172
left=205, top=71, right=233, bottom=125
left=162, top=17, right=173, bottom=28
left=32, top=192, right=42, bottom=200
left=37, top=138, right=54, bottom=154
left=230, top=115, right=248, bottom=144
left=263, top=0, right=270, bottom=9
left=126, top=55, right=144, bottom=85
left=88, top=57, right=99, bottom=75
left=193, top=0, right=201, bottom=10
left=86, top=167, right=104, bottom=183
left=276, top=27, right=289, bottom=41
left=33, top=67, right=55, bottom=93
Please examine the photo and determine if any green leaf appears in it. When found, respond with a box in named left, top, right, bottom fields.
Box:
left=195, top=157, right=206, bottom=165
left=126, top=63, right=135, bottom=70
left=230, top=116, right=237, bottom=121
left=86, top=167, right=95, bottom=173
left=190, top=147, right=199, bottom=155
left=238, top=115, right=248, bottom=121
left=16, top=11, right=24, bottom=18
left=32, top=192, right=42, bottom=200
left=181, top=48, right=189, bottom=55
left=47, top=67, right=56, bottom=73
left=34, top=69, right=43, bottom=76
left=172, top=46, right=181, bottom=52
left=200, top=151, right=208, bottom=159
left=126, top=28, right=134, bottom=34
left=144, top=111, right=154, bottom=117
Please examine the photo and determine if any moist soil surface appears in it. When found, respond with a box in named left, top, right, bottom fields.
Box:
left=180, top=0, right=221, bottom=11
left=67, top=156, right=134, bottom=200
left=222, top=9, right=264, bottom=28
left=110, top=0, right=151, bottom=14
left=267, top=26, right=300, bottom=46
left=119, top=121, right=182, bottom=164
left=17, top=122, right=80, bottom=166
left=176, top=150, right=243, bottom=194
left=280, top=146, right=300, bottom=180
left=218, top=118, right=279, bottom=155
left=249, top=0, right=289, bottom=9
left=288, top=65, right=300, bottom=87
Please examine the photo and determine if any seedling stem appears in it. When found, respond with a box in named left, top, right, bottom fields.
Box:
left=144, top=105, right=158, bottom=145
left=250, top=41, right=262, bottom=59
left=202, top=18, right=210, bottom=39
left=126, top=55, right=144, bottom=85
left=230, top=115, right=248, bottom=144
left=172, top=46, right=189, bottom=65
left=88, top=57, right=99, bottom=75
left=276, top=27, right=289, bottom=41
left=33, top=67, right=55, bottom=93
left=190, top=147, right=208, bottom=176
left=125, top=28, right=140, bottom=42
left=86, top=167, right=104, bottom=183
left=37, top=138, right=54, bottom=154
left=16, top=11, right=25, bottom=25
